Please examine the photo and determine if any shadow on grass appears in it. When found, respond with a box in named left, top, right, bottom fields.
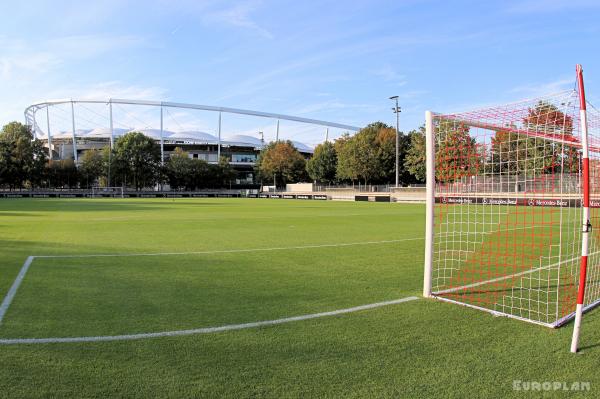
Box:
left=0, top=199, right=231, bottom=214
left=0, top=212, right=41, bottom=217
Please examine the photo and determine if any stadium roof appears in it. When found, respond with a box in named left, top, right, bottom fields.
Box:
left=43, top=128, right=314, bottom=153
left=224, top=134, right=264, bottom=148
left=168, top=131, right=218, bottom=143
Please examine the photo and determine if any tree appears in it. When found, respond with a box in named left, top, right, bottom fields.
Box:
left=111, top=132, right=161, bottom=190
left=306, top=141, right=337, bottom=184
left=78, top=150, right=103, bottom=188
left=0, top=122, right=47, bottom=189
left=352, top=125, right=385, bottom=184
left=29, top=140, right=48, bottom=188
left=188, top=159, right=209, bottom=189
left=0, top=140, right=15, bottom=188
left=165, top=147, right=194, bottom=190
left=334, top=133, right=359, bottom=182
left=489, top=101, right=577, bottom=177
left=216, top=156, right=237, bottom=188
left=47, top=160, right=78, bottom=188
left=523, top=101, right=577, bottom=173
left=435, top=119, right=481, bottom=183
left=404, top=126, right=426, bottom=182
left=334, top=122, right=406, bottom=185
left=256, top=141, right=307, bottom=188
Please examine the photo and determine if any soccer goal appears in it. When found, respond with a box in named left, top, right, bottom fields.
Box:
left=423, top=65, right=600, bottom=351
left=91, top=186, right=124, bottom=198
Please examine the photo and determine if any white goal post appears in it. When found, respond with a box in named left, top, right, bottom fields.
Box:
left=91, top=186, right=124, bottom=198
left=422, top=65, right=599, bottom=352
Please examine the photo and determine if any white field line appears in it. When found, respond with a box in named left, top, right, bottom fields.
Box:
left=0, top=256, right=34, bottom=325
left=0, top=296, right=419, bottom=345
left=87, top=212, right=399, bottom=222
left=33, top=237, right=423, bottom=259
left=434, top=251, right=599, bottom=295
left=28, top=226, right=544, bottom=260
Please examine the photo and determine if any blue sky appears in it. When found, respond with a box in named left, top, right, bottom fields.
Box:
left=1, top=0, right=600, bottom=145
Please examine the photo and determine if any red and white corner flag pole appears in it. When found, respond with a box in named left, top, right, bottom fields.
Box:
left=571, top=64, right=590, bottom=353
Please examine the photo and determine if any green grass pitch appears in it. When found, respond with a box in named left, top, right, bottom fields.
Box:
left=1, top=198, right=599, bottom=398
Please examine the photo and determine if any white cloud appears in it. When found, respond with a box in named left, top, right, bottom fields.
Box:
left=0, top=34, right=146, bottom=84
left=508, top=77, right=574, bottom=97
left=372, top=64, right=407, bottom=87
left=80, top=82, right=168, bottom=101
left=47, top=34, right=146, bottom=59
left=291, top=100, right=378, bottom=116
left=202, top=1, right=273, bottom=39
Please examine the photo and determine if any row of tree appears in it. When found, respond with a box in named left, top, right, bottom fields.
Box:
left=255, top=102, right=579, bottom=186
left=0, top=123, right=237, bottom=190
left=256, top=122, right=424, bottom=187
left=430, top=101, right=579, bottom=182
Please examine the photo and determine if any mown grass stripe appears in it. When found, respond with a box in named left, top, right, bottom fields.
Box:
left=0, top=296, right=419, bottom=345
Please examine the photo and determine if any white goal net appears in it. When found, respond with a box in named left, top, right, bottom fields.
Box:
left=91, top=186, right=124, bottom=198
left=423, top=68, right=600, bottom=329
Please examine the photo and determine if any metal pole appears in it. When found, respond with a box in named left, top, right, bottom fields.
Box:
left=109, top=100, right=114, bottom=149
left=33, top=112, right=37, bottom=139
left=108, top=100, right=113, bottom=188
left=325, top=128, right=329, bottom=142
left=217, top=111, right=222, bottom=160
left=395, top=99, right=400, bottom=187
left=423, top=110, right=435, bottom=297
left=390, top=96, right=400, bottom=187
left=571, top=64, right=591, bottom=353
left=160, top=104, right=164, bottom=164
left=276, top=119, right=280, bottom=141
left=46, top=106, right=52, bottom=160
left=71, top=101, right=78, bottom=162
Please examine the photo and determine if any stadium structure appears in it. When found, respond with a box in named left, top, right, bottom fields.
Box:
left=24, top=99, right=361, bottom=185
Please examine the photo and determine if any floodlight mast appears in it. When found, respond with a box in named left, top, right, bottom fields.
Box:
left=390, top=96, right=401, bottom=187
left=571, top=64, right=591, bottom=353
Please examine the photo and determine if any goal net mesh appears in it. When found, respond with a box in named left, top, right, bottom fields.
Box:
left=91, top=186, right=124, bottom=198
left=430, top=86, right=600, bottom=327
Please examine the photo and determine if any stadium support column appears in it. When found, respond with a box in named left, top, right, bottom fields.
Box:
left=32, top=111, right=37, bottom=139
left=423, top=110, right=435, bottom=298
left=571, top=64, right=591, bottom=353
left=160, top=104, right=164, bottom=165
left=109, top=100, right=114, bottom=149
left=46, top=105, right=52, bottom=160
left=276, top=119, right=280, bottom=141
left=71, top=100, right=78, bottom=163
left=325, top=128, right=329, bottom=142
left=217, top=111, right=222, bottom=160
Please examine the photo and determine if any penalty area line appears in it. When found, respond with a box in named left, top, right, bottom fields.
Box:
left=33, top=237, right=424, bottom=259
left=0, top=256, right=35, bottom=326
left=0, top=296, right=419, bottom=345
